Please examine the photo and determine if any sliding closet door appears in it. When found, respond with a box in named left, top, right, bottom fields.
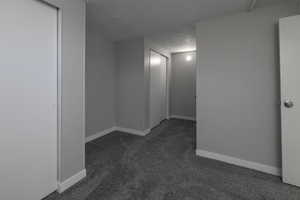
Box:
left=150, top=51, right=167, bottom=129
left=0, top=1, right=58, bottom=199
left=160, top=54, right=167, bottom=121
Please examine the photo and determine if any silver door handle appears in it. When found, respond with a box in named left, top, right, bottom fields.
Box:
left=284, top=100, right=294, bottom=108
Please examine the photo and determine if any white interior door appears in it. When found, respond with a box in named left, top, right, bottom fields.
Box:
left=279, top=15, right=300, bottom=187
left=150, top=51, right=167, bottom=129
left=0, top=1, right=58, bottom=199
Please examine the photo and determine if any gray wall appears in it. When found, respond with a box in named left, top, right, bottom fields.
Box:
left=86, top=18, right=116, bottom=137
left=60, top=0, right=86, bottom=182
left=196, top=3, right=299, bottom=168
left=171, top=52, right=196, bottom=119
left=115, top=38, right=146, bottom=130
left=46, top=0, right=86, bottom=182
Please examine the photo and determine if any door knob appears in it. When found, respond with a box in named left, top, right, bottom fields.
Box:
left=284, top=100, right=294, bottom=108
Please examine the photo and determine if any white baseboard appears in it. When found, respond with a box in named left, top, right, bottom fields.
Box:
left=196, top=149, right=281, bottom=176
left=57, top=169, right=86, bottom=193
left=85, top=126, right=151, bottom=143
left=86, top=127, right=117, bottom=143
left=115, top=127, right=151, bottom=136
left=170, top=115, right=196, bottom=121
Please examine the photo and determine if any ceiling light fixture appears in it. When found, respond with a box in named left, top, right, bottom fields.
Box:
left=151, top=57, right=161, bottom=65
left=186, top=55, right=192, bottom=61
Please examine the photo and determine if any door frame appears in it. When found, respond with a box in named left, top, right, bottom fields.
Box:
left=172, top=50, right=197, bottom=121
left=148, top=49, right=169, bottom=129
left=39, top=0, right=62, bottom=189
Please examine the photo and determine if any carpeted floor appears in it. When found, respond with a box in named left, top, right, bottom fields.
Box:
left=45, top=119, right=300, bottom=200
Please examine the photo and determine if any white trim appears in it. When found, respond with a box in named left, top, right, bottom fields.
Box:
left=82, top=0, right=87, bottom=175
left=85, top=127, right=151, bottom=143
left=56, top=6, right=63, bottom=183
left=57, top=169, right=86, bottom=193
left=196, top=149, right=281, bottom=176
left=170, top=115, right=196, bottom=121
left=115, top=127, right=151, bottom=136
left=86, top=127, right=117, bottom=143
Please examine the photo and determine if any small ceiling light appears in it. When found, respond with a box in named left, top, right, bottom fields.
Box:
left=151, top=57, right=161, bottom=65
left=186, top=55, right=192, bottom=61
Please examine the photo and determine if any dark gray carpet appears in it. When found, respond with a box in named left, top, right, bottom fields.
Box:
left=45, top=119, right=300, bottom=200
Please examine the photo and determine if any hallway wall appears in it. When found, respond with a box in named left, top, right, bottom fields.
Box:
left=196, top=3, right=299, bottom=170
left=115, top=38, right=146, bottom=130
left=86, top=19, right=116, bottom=137
left=46, top=0, right=86, bottom=183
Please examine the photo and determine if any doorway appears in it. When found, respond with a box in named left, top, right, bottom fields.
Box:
left=170, top=51, right=196, bottom=121
left=149, top=50, right=168, bottom=129
left=0, top=0, right=58, bottom=199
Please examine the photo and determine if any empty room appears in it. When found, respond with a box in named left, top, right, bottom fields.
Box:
left=1, top=0, right=300, bottom=199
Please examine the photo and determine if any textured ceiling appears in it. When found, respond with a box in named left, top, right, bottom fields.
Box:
left=87, top=0, right=290, bottom=42
left=146, top=26, right=197, bottom=53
